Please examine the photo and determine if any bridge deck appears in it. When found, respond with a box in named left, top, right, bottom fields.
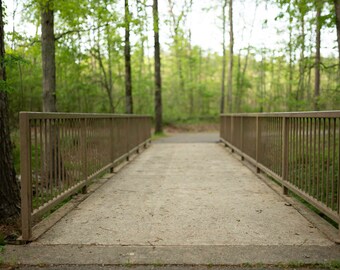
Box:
left=33, top=133, right=332, bottom=247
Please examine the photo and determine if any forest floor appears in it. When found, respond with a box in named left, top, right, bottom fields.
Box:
left=163, top=122, right=219, bottom=133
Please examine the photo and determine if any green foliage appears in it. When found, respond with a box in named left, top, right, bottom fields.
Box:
left=3, top=0, right=340, bottom=132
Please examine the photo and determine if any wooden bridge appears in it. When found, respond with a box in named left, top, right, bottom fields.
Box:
left=7, top=111, right=340, bottom=265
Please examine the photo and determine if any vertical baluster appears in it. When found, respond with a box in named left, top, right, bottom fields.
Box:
left=313, top=118, right=316, bottom=197
left=332, top=118, right=336, bottom=210
left=39, top=120, right=44, bottom=205
left=327, top=118, right=331, bottom=207
left=322, top=118, right=325, bottom=203
left=282, top=117, right=289, bottom=195
left=309, top=118, right=312, bottom=195
left=293, top=118, right=296, bottom=186
left=337, top=119, right=340, bottom=221
left=305, top=117, right=308, bottom=192
left=33, top=120, right=39, bottom=208
left=317, top=118, right=320, bottom=199
left=57, top=119, right=62, bottom=193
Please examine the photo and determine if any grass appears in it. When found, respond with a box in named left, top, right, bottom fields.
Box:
left=151, top=131, right=168, bottom=141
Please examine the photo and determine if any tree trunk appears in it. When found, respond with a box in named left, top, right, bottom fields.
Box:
left=297, top=8, right=305, bottom=106
left=107, top=27, right=115, bottom=113
left=41, top=0, right=57, bottom=112
left=153, top=0, right=163, bottom=133
left=220, top=0, right=227, bottom=114
left=314, top=1, right=321, bottom=111
left=288, top=3, right=293, bottom=111
left=188, top=30, right=194, bottom=116
left=168, top=0, right=185, bottom=108
left=124, top=0, right=133, bottom=114
left=41, top=2, right=67, bottom=189
left=334, top=0, right=340, bottom=79
left=235, top=1, right=258, bottom=112
left=0, top=0, right=20, bottom=222
left=227, top=0, right=234, bottom=113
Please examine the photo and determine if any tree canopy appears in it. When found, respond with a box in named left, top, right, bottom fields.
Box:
left=4, top=0, right=340, bottom=126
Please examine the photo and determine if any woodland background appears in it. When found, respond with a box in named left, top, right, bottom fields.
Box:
left=5, top=0, right=340, bottom=129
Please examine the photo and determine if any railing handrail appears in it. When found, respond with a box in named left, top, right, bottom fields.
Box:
left=20, top=111, right=151, bottom=119
left=221, top=110, right=340, bottom=118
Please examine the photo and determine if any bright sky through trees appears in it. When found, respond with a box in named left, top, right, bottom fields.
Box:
left=5, top=0, right=338, bottom=58
left=157, top=0, right=337, bottom=57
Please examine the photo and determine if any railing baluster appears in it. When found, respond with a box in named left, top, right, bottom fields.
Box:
left=282, top=117, right=289, bottom=195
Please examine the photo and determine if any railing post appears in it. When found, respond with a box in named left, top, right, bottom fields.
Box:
left=143, top=117, right=148, bottom=148
left=256, top=116, right=260, bottom=173
left=110, top=118, right=115, bottom=172
left=81, top=118, right=87, bottom=194
left=338, top=120, right=340, bottom=238
left=282, top=117, right=289, bottom=195
left=231, top=115, right=234, bottom=153
left=241, top=116, right=244, bottom=160
left=126, top=117, right=130, bottom=161
left=136, top=117, right=140, bottom=153
left=220, top=114, right=224, bottom=139
left=20, top=113, right=32, bottom=241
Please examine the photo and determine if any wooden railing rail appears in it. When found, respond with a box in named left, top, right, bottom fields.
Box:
left=220, top=111, right=340, bottom=235
left=19, top=112, right=152, bottom=241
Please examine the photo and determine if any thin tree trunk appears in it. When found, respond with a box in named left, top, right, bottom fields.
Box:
left=260, top=50, right=266, bottom=112
left=124, top=0, right=133, bottom=114
left=314, top=1, right=322, bottom=110
left=227, top=0, right=234, bottom=113
left=96, top=47, right=114, bottom=113
left=107, top=27, right=115, bottom=113
left=41, top=0, right=56, bottom=112
left=0, top=0, right=20, bottom=222
left=235, top=0, right=258, bottom=112
left=168, top=0, right=185, bottom=102
left=188, top=30, right=194, bottom=116
left=334, top=0, right=340, bottom=81
left=235, top=50, right=241, bottom=112
left=220, top=0, right=227, bottom=114
left=288, top=3, right=293, bottom=111
left=153, top=0, right=163, bottom=133
left=314, top=6, right=322, bottom=111
left=297, top=8, right=305, bottom=106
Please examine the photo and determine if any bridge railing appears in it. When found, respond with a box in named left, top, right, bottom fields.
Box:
left=20, top=112, right=152, bottom=241
left=220, top=111, right=340, bottom=232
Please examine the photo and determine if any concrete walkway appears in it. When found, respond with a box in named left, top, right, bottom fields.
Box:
left=2, top=133, right=339, bottom=266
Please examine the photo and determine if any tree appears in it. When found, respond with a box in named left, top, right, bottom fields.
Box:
left=220, top=0, right=227, bottom=114
left=41, top=0, right=57, bottom=112
left=124, top=0, right=133, bottom=114
left=0, top=0, right=20, bottom=222
left=153, top=0, right=162, bottom=133
left=314, top=0, right=322, bottom=110
left=296, top=1, right=307, bottom=105
left=227, top=0, right=234, bottom=113
left=335, top=0, right=340, bottom=72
